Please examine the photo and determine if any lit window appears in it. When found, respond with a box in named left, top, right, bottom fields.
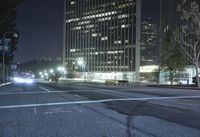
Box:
left=70, top=1, right=75, bottom=5
left=78, top=20, right=90, bottom=25
left=125, top=40, right=129, bottom=43
left=121, top=25, right=125, bottom=28
left=86, top=24, right=94, bottom=28
left=101, top=37, right=108, bottom=41
left=74, top=26, right=81, bottom=30
left=114, top=40, right=121, bottom=44
left=70, top=49, right=76, bottom=52
left=118, top=14, right=129, bottom=19
left=92, top=33, right=97, bottom=37
left=98, top=17, right=111, bottom=22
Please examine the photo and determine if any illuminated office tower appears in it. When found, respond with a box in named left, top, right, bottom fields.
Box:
left=63, top=0, right=141, bottom=82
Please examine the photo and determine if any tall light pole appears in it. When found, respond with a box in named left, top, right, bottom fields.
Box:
left=2, top=31, right=18, bottom=82
left=135, top=0, right=141, bottom=83
left=62, top=0, right=66, bottom=66
left=158, top=0, right=162, bottom=86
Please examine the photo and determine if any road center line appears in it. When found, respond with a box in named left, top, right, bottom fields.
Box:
left=39, top=87, right=51, bottom=92
left=0, top=95, right=200, bottom=109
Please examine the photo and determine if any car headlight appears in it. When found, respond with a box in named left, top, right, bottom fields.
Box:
left=26, top=79, right=34, bottom=84
left=13, top=77, right=34, bottom=84
left=13, top=77, right=25, bottom=83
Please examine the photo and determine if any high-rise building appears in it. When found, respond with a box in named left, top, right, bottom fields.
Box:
left=141, top=18, right=159, bottom=66
left=63, top=0, right=141, bottom=82
left=160, top=0, right=178, bottom=33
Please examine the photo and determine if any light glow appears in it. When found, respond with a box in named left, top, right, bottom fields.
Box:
left=77, top=59, right=84, bottom=66
left=50, top=69, right=54, bottom=73
left=13, top=77, right=34, bottom=84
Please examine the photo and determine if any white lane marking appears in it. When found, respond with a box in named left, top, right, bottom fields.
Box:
left=0, top=91, right=70, bottom=96
left=0, top=82, right=11, bottom=87
left=0, top=89, right=111, bottom=96
left=43, top=108, right=72, bottom=115
left=39, top=87, right=50, bottom=92
left=0, top=95, right=200, bottom=109
left=73, top=107, right=82, bottom=112
left=74, top=94, right=88, bottom=99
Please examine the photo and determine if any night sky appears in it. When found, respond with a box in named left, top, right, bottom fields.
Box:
left=15, top=0, right=64, bottom=62
left=15, top=0, right=160, bottom=62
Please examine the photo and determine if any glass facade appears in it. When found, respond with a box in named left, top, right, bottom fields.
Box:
left=64, top=0, right=140, bottom=81
left=141, top=19, right=159, bottom=66
left=160, top=0, right=178, bottom=32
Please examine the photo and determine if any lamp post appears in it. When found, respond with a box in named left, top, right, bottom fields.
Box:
left=57, top=66, right=66, bottom=79
left=2, top=31, right=18, bottom=83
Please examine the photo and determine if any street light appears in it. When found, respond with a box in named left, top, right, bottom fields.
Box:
left=44, top=72, right=48, bottom=76
left=57, top=66, right=65, bottom=72
left=50, top=69, right=54, bottom=74
left=2, top=31, right=18, bottom=82
left=57, top=66, right=66, bottom=79
left=77, top=58, right=84, bottom=66
left=77, top=58, right=86, bottom=81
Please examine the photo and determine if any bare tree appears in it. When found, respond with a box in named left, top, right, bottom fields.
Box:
left=176, top=0, right=200, bottom=88
left=161, top=30, right=185, bottom=85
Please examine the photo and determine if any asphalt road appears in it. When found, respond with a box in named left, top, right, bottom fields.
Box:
left=0, top=82, right=200, bottom=137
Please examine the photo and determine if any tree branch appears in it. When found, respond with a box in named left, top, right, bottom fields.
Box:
left=175, top=39, right=195, bottom=63
left=194, top=41, right=198, bottom=61
left=180, top=37, right=194, bottom=49
left=197, top=51, right=200, bottom=63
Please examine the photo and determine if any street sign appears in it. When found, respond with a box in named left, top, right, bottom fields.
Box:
left=4, top=39, right=11, bottom=51
left=10, top=64, right=17, bottom=70
left=0, top=38, right=11, bottom=51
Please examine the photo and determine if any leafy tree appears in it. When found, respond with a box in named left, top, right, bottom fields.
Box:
left=161, top=30, right=185, bottom=85
left=176, top=0, right=200, bottom=88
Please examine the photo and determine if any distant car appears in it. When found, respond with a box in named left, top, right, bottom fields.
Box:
left=12, top=74, right=34, bottom=85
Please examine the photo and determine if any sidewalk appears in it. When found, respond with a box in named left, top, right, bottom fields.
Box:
left=147, top=84, right=200, bottom=90
left=57, top=79, right=200, bottom=90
